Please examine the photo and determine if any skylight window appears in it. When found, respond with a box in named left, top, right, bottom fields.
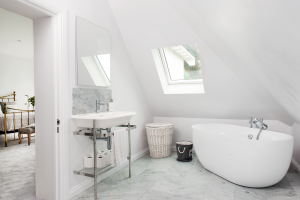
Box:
left=160, top=44, right=202, bottom=84
left=152, top=44, right=204, bottom=94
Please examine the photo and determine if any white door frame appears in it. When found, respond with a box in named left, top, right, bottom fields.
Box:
left=18, top=0, right=69, bottom=199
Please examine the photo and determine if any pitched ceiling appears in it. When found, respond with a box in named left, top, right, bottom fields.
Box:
left=108, top=0, right=300, bottom=126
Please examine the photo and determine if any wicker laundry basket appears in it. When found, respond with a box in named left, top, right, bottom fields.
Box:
left=145, top=123, right=174, bottom=158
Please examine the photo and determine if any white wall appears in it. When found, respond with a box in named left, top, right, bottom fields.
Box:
left=0, top=54, right=34, bottom=109
left=154, top=117, right=292, bottom=147
left=292, top=123, right=300, bottom=167
left=0, top=8, right=34, bottom=108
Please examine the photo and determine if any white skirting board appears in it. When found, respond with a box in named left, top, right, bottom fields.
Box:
left=291, top=158, right=300, bottom=174
left=69, top=147, right=149, bottom=199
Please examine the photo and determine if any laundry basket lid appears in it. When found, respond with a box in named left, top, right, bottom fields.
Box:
left=145, top=123, right=174, bottom=128
left=176, top=141, right=193, bottom=145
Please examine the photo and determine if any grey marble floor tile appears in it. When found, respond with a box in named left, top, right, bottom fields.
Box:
left=150, top=178, right=181, bottom=194
left=286, top=173, right=300, bottom=187
left=288, top=164, right=299, bottom=174
left=139, top=190, right=174, bottom=200
left=293, top=185, right=300, bottom=196
left=109, top=185, right=148, bottom=200
left=161, top=167, right=187, bottom=183
left=203, top=178, right=235, bottom=200
left=208, top=173, right=235, bottom=191
left=175, top=184, right=206, bottom=199
left=71, top=184, right=113, bottom=200
left=70, top=152, right=300, bottom=200
left=169, top=196, right=200, bottom=200
left=146, top=162, right=175, bottom=171
left=101, top=170, right=131, bottom=187
left=172, top=160, right=203, bottom=174
left=235, top=185, right=266, bottom=200
left=121, top=177, right=157, bottom=189
left=264, top=177, right=294, bottom=195
left=266, top=190, right=299, bottom=200
left=181, top=171, right=211, bottom=186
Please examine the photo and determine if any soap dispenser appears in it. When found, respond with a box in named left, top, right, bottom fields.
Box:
left=108, top=99, right=116, bottom=112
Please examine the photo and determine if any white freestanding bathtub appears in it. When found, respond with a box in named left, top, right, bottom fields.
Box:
left=192, top=124, right=294, bottom=188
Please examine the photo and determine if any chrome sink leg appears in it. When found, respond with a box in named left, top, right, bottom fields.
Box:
left=93, top=120, right=97, bottom=200
left=107, top=128, right=111, bottom=150
left=128, top=123, right=131, bottom=178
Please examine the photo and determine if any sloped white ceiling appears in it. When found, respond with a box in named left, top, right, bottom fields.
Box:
left=109, top=0, right=300, bottom=125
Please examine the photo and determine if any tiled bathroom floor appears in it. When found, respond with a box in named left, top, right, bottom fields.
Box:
left=72, top=152, right=300, bottom=200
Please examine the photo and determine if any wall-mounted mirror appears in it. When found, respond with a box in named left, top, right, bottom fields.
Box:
left=76, top=17, right=110, bottom=87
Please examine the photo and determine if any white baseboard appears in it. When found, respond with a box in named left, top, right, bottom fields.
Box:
left=69, top=147, right=149, bottom=199
left=291, top=158, right=300, bottom=174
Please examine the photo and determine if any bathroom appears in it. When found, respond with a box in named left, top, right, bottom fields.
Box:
left=0, top=0, right=300, bottom=200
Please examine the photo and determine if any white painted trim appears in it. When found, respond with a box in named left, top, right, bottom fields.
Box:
left=151, top=49, right=205, bottom=94
left=69, top=147, right=150, bottom=199
left=291, top=158, right=300, bottom=174
left=17, top=0, right=61, bottom=15
left=16, top=1, right=69, bottom=199
left=52, top=11, right=69, bottom=200
left=158, top=48, right=202, bottom=85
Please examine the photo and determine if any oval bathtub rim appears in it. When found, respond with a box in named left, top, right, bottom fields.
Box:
left=192, top=123, right=294, bottom=141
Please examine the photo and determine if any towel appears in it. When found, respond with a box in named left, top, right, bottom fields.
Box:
left=111, top=128, right=128, bottom=167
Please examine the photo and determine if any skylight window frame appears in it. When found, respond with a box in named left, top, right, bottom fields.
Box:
left=158, top=48, right=203, bottom=85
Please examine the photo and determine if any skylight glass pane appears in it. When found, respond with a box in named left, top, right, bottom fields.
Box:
left=162, top=44, right=202, bottom=81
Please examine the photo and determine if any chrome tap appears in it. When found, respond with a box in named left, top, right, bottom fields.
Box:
left=248, top=117, right=264, bottom=128
left=96, top=100, right=105, bottom=113
left=255, top=118, right=263, bottom=128
left=248, top=117, right=253, bottom=128
left=252, top=118, right=268, bottom=140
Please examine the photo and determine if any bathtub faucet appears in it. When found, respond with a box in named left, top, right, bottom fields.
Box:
left=253, top=118, right=268, bottom=140
left=248, top=117, right=264, bottom=128
left=248, top=117, right=253, bottom=128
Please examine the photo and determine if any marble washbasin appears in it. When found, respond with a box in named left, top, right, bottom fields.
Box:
left=71, top=111, right=136, bottom=129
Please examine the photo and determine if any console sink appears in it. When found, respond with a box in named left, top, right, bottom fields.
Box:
left=71, top=111, right=136, bottom=129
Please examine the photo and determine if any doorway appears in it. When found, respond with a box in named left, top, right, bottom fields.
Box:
left=0, top=0, right=68, bottom=199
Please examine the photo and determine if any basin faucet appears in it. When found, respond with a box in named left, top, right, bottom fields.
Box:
left=252, top=118, right=268, bottom=140
left=96, top=100, right=105, bottom=113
